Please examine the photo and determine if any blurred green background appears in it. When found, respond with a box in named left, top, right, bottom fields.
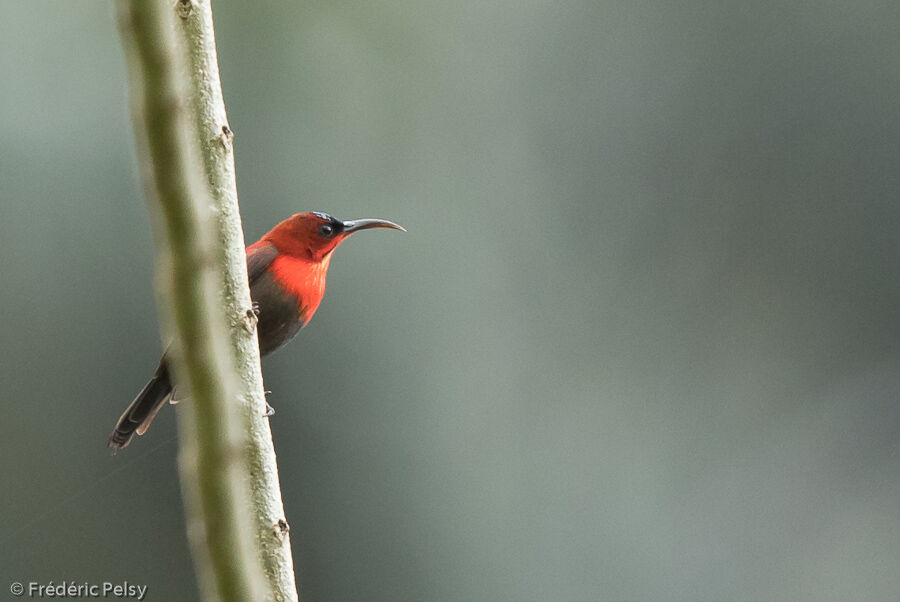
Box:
left=2, top=1, right=898, bottom=601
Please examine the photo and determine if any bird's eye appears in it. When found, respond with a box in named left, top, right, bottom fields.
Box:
left=318, top=224, right=334, bottom=237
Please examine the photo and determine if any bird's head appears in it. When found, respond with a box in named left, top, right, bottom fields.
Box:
left=263, top=211, right=405, bottom=262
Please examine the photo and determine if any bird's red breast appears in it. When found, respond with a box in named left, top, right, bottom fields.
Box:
left=266, top=252, right=332, bottom=324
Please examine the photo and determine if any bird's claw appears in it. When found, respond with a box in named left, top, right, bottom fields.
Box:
left=243, top=306, right=258, bottom=333
left=265, top=401, right=276, bottom=417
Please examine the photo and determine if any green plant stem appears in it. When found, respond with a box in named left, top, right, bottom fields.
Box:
left=115, top=0, right=270, bottom=599
left=172, top=1, right=299, bottom=599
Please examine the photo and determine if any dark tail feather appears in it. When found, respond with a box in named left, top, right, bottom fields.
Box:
left=107, top=359, right=172, bottom=451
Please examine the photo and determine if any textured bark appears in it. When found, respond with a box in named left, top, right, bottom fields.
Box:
left=172, top=0, right=299, bottom=599
left=115, top=0, right=275, bottom=599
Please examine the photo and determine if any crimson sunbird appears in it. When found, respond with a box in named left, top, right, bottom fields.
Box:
left=108, top=211, right=405, bottom=450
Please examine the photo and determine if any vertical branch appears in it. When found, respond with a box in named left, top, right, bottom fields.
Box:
left=171, top=1, right=299, bottom=600
left=115, top=0, right=270, bottom=600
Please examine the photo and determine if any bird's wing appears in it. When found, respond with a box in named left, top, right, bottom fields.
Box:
left=246, top=241, right=278, bottom=285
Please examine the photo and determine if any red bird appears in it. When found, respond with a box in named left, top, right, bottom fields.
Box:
left=108, top=211, right=405, bottom=450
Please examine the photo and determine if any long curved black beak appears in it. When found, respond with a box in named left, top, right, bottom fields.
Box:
left=340, top=218, right=406, bottom=234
